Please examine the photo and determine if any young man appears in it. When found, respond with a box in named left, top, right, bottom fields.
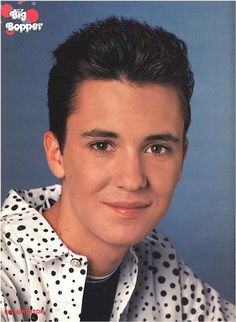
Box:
left=1, top=17, right=235, bottom=321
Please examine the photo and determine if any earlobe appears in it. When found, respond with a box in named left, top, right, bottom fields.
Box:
left=44, top=131, right=65, bottom=179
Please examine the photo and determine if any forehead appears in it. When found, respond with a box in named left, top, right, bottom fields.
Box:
left=69, top=80, right=184, bottom=138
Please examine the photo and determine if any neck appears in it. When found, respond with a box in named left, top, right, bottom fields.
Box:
left=44, top=193, right=128, bottom=277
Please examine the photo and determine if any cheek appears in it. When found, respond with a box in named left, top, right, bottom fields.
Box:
left=149, top=161, right=182, bottom=196
left=63, top=154, right=110, bottom=195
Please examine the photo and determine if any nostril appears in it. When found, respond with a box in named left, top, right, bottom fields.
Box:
left=116, top=173, right=148, bottom=191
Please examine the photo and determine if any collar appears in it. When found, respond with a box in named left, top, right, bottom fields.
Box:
left=1, top=185, right=138, bottom=269
left=1, top=185, right=73, bottom=263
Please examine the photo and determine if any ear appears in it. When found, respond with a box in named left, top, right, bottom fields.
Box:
left=44, top=131, right=65, bottom=179
left=177, top=138, right=189, bottom=182
left=183, top=138, right=189, bottom=160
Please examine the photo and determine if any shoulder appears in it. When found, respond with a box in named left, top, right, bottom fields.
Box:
left=1, top=184, right=61, bottom=216
left=1, top=184, right=65, bottom=264
left=1, top=184, right=60, bottom=230
left=133, top=230, right=235, bottom=321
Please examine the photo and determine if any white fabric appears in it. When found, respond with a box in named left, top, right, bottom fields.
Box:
left=1, top=185, right=235, bottom=321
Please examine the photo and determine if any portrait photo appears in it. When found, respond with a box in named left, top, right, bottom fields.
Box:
left=1, top=1, right=235, bottom=321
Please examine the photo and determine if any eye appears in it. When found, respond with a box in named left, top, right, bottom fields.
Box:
left=89, top=141, right=114, bottom=152
left=145, top=144, right=170, bottom=155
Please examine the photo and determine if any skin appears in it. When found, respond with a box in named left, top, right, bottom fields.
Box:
left=44, top=79, right=188, bottom=277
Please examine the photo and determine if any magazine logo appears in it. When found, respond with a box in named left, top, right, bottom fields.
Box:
left=1, top=3, right=43, bottom=36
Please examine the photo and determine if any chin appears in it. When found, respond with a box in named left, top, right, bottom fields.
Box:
left=102, top=228, right=151, bottom=248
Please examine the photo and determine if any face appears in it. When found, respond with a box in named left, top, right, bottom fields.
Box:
left=46, top=80, right=187, bottom=248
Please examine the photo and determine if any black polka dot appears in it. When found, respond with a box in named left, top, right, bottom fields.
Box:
left=191, top=284, right=195, bottom=291
left=11, top=205, right=18, bottom=211
left=175, top=305, right=180, bottom=312
left=172, top=268, right=179, bottom=276
left=27, top=248, right=33, bottom=253
left=163, top=261, right=170, bottom=268
left=182, top=297, right=189, bottom=305
left=5, top=232, right=11, bottom=238
left=152, top=251, right=161, bottom=259
left=158, top=276, right=166, bottom=283
left=31, top=313, right=38, bottom=321
left=147, top=265, right=158, bottom=274
left=17, top=225, right=26, bottom=231
left=168, top=253, right=175, bottom=260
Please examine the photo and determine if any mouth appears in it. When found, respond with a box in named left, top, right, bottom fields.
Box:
left=104, top=201, right=151, bottom=219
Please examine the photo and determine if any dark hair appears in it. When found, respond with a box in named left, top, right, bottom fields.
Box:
left=48, top=16, right=194, bottom=150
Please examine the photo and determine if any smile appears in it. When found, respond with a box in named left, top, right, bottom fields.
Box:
left=104, top=201, right=151, bottom=219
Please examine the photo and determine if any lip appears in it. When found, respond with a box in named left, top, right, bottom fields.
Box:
left=104, top=201, right=151, bottom=219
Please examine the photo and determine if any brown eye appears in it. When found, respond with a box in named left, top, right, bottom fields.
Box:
left=146, top=144, right=169, bottom=155
left=90, top=142, right=114, bottom=152
left=95, top=142, right=109, bottom=150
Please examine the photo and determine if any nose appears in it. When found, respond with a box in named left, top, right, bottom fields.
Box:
left=113, top=150, right=148, bottom=191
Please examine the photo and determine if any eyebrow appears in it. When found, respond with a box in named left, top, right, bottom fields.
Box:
left=81, top=128, right=180, bottom=143
left=81, top=129, right=119, bottom=139
left=144, top=134, right=180, bottom=144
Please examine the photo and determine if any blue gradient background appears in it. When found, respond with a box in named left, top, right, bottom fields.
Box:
left=2, top=1, right=235, bottom=303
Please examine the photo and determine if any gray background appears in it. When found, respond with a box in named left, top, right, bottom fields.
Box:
left=2, top=1, right=235, bottom=303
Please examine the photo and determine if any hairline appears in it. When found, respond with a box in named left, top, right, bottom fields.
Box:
left=59, top=77, right=189, bottom=151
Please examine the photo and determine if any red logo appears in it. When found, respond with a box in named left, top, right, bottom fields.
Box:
left=1, top=2, right=43, bottom=36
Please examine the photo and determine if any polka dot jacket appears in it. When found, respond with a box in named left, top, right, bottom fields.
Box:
left=1, top=185, right=235, bottom=322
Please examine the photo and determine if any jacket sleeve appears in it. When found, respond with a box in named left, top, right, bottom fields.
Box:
left=177, top=255, right=235, bottom=321
left=1, top=270, right=24, bottom=322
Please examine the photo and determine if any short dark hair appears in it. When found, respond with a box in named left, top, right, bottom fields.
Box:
left=48, top=16, right=194, bottom=150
